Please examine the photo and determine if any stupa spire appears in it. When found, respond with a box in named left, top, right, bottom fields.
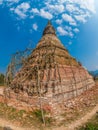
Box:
left=47, top=20, right=51, bottom=25
left=43, top=21, right=56, bottom=36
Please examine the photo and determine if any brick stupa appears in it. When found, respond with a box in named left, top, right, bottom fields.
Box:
left=5, top=21, right=95, bottom=116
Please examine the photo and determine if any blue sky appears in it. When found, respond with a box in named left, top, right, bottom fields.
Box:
left=0, top=0, right=98, bottom=73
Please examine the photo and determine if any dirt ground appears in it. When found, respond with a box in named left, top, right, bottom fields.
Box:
left=0, top=81, right=98, bottom=130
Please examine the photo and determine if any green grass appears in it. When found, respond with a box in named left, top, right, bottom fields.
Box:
left=34, top=109, right=45, bottom=122
left=78, top=113, right=98, bottom=130
left=0, top=102, right=39, bottom=128
left=0, top=83, right=4, bottom=86
left=34, top=109, right=53, bottom=124
left=0, top=102, right=53, bottom=129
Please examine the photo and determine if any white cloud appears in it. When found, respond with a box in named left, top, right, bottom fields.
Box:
left=6, top=0, right=19, bottom=3
left=68, top=31, right=74, bottom=37
left=57, top=26, right=68, bottom=36
left=32, top=23, right=38, bottom=31
left=31, top=8, right=39, bottom=14
left=0, top=0, right=19, bottom=5
left=31, top=8, right=53, bottom=20
left=79, top=0, right=96, bottom=14
left=65, top=26, right=72, bottom=32
left=14, top=2, right=30, bottom=19
left=68, top=41, right=72, bottom=45
left=74, top=15, right=87, bottom=23
left=66, top=4, right=80, bottom=13
left=56, top=19, right=62, bottom=24
left=66, top=26, right=73, bottom=36
left=62, top=14, right=77, bottom=26
left=61, top=26, right=74, bottom=37
left=0, top=0, right=3, bottom=4
left=48, top=0, right=67, bottom=4
left=58, top=0, right=96, bottom=13
left=30, top=15, right=34, bottom=19
left=15, top=8, right=27, bottom=19
left=18, top=2, right=30, bottom=12
left=40, top=9, right=53, bottom=19
left=47, top=4, right=65, bottom=14
left=73, top=28, right=79, bottom=33
left=10, top=8, right=14, bottom=11
left=0, top=0, right=96, bottom=37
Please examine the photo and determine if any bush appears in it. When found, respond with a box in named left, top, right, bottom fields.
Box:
left=0, top=73, right=5, bottom=86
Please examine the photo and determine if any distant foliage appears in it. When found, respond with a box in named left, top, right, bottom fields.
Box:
left=0, top=73, right=5, bottom=85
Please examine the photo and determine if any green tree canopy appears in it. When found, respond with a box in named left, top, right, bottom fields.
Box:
left=0, top=73, right=5, bottom=86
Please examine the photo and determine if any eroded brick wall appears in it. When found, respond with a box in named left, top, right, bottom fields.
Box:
left=3, top=65, right=95, bottom=117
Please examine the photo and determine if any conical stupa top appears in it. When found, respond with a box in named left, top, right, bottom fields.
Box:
left=43, top=21, right=56, bottom=36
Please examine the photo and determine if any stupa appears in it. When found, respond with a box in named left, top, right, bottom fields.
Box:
left=5, top=21, right=95, bottom=116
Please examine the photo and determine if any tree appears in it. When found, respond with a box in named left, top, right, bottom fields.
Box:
left=0, top=73, right=5, bottom=86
